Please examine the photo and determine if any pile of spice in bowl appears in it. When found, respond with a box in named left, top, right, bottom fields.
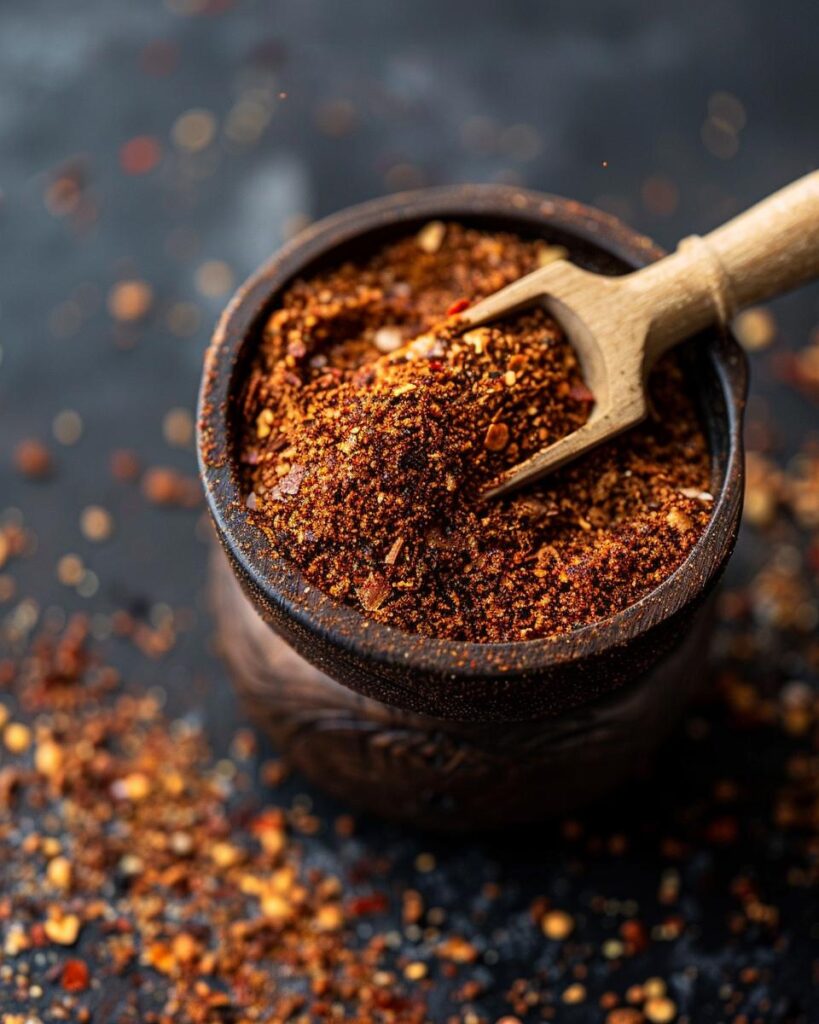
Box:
left=238, top=222, right=713, bottom=643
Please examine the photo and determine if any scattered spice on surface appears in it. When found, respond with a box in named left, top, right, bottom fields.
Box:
left=13, top=438, right=54, bottom=480
left=239, top=224, right=711, bottom=642
left=53, top=409, right=83, bottom=447
left=162, top=406, right=195, bottom=448
left=541, top=908, right=574, bottom=941
left=60, top=958, right=90, bottom=993
left=79, top=504, right=113, bottom=542
left=141, top=465, right=201, bottom=508
left=0, top=402, right=817, bottom=1022
left=3, top=27, right=817, bottom=1024
left=119, top=135, right=162, bottom=176
left=110, top=447, right=142, bottom=482
left=0, top=619, right=429, bottom=1022
left=107, top=279, right=154, bottom=323
left=734, top=305, right=776, bottom=351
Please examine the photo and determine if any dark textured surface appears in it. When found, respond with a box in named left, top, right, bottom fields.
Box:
left=1, top=2, right=818, bottom=1021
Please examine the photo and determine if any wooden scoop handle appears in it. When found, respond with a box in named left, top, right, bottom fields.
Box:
left=629, top=170, right=819, bottom=364
left=706, top=169, right=819, bottom=306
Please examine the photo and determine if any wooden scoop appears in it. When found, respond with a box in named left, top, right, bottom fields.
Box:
left=461, top=171, right=819, bottom=499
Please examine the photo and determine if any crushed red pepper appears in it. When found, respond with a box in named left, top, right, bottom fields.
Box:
left=0, top=618, right=431, bottom=1023
left=239, top=223, right=712, bottom=642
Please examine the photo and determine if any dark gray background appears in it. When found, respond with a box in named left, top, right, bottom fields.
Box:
left=1, top=1, right=817, bottom=1020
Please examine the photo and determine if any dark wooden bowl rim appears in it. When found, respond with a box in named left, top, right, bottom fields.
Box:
left=198, top=185, right=747, bottom=695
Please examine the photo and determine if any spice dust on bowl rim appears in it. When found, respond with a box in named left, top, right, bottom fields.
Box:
left=198, top=185, right=747, bottom=725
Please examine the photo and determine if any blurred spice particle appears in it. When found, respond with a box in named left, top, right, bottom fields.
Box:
left=110, top=447, right=142, bottom=482
left=239, top=223, right=711, bottom=642
left=194, top=259, right=234, bottom=298
left=0, top=520, right=32, bottom=572
left=43, top=159, right=91, bottom=223
left=53, top=410, right=83, bottom=446
left=79, top=504, right=113, bottom=542
left=172, top=108, right=217, bottom=152
left=60, top=959, right=90, bottom=993
left=141, top=465, right=201, bottom=507
left=107, top=279, right=154, bottom=322
left=14, top=439, right=54, bottom=480
left=541, top=909, right=574, bottom=940
left=119, top=135, right=162, bottom=176
left=162, top=406, right=195, bottom=448
left=734, top=306, right=776, bottom=351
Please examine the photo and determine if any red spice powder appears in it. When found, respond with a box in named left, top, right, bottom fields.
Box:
left=238, top=223, right=712, bottom=642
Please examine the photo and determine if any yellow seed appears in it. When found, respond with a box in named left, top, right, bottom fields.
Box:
left=35, top=740, right=63, bottom=776
left=210, top=842, right=241, bottom=868
left=44, top=913, right=81, bottom=946
left=5, top=924, right=30, bottom=956
left=415, top=852, right=436, bottom=873
left=172, top=932, right=199, bottom=963
left=542, top=909, right=574, bottom=940
left=47, top=856, right=73, bottom=890
left=125, top=772, right=151, bottom=800
left=484, top=422, right=509, bottom=452
left=41, top=837, right=61, bottom=858
left=259, top=826, right=286, bottom=857
left=666, top=507, right=693, bottom=533
left=80, top=505, right=113, bottom=542
left=57, top=554, right=85, bottom=586
left=437, top=936, right=477, bottom=963
left=463, top=327, right=489, bottom=354
left=734, top=306, right=775, bottom=351
left=112, top=772, right=151, bottom=801
left=108, top=280, right=153, bottom=322
left=270, top=865, right=296, bottom=892
left=645, top=996, right=677, bottom=1023
left=164, top=771, right=185, bottom=796
left=4, top=722, right=32, bottom=754
left=416, top=220, right=445, bottom=254
left=562, top=983, right=586, bottom=1004
left=316, top=904, right=343, bottom=932
left=256, top=408, right=274, bottom=439
left=260, top=892, right=292, bottom=922
left=404, top=961, right=428, bottom=980
left=144, top=941, right=175, bottom=974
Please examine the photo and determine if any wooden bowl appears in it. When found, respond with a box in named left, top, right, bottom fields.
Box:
left=198, top=186, right=747, bottom=828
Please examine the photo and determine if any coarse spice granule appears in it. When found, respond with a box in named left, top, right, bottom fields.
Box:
left=239, top=223, right=712, bottom=642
